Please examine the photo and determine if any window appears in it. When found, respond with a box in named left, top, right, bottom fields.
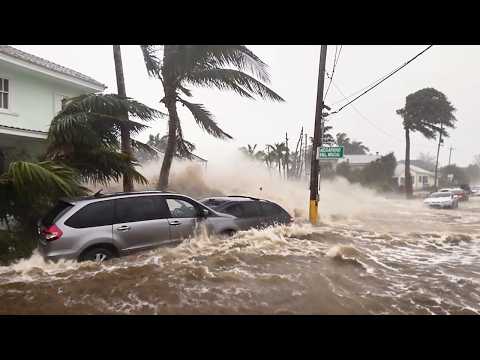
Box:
left=260, top=202, right=285, bottom=216
left=238, top=202, right=262, bottom=218
left=115, top=196, right=169, bottom=223
left=224, top=204, right=244, bottom=217
left=65, top=200, right=114, bottom=228
left=0, top=78, right=9, bottom=110
left=42, top=201, right=73, bottom=227
left=166, top=198, right=198, bottom=218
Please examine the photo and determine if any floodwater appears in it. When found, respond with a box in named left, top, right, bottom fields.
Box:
left=1, top=159, right=480, bottom=314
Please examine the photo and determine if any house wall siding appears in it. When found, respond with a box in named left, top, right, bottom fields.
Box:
left=0, top=61, right=91, bottom=133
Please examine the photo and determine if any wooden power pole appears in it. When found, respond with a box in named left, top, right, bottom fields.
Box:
left=309, top=45, right=328, bottom=225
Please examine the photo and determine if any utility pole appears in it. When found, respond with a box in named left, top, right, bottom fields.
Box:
left=433, top=122, right=444, bottom=191
left=304, top=132, right=308, bottom=179
left=309, top=45, right=328, bottom=225
left=448, top=146, right=454, bottom=166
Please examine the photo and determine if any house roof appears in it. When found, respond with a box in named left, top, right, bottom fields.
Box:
left=0, top=124, right=48, bottom=139
left=394, top=163, right=434, bottom=177
left=0, top=45, right=106, bottom=89
left=338, top=154, right=382, bottom=165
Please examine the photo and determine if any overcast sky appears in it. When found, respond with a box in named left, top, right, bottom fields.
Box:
left=13, top=45, right=480, bottom=166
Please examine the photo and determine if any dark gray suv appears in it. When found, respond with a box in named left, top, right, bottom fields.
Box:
left=38, top=191, right=238, bottom=262
left=200, top=196, right=293, bottom=231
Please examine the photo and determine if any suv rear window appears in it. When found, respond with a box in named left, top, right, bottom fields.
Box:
left=42, top=201, right=73, bottom=226
left=65, top=200, right=114, bottom=228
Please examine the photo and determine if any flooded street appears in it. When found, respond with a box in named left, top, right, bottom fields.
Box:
left=1, top=187, right=479, bottom=314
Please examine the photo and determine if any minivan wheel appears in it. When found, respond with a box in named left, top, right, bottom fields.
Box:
left=79, top=247, right=114, bottom=263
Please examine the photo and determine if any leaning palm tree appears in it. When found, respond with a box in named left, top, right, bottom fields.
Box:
left=47, top=93, right=164, bottom=186
left=141, top=45, right=284, bottom=189
left=396, top=88, right=456, bottom=198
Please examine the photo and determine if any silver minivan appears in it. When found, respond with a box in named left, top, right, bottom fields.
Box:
left=38, top=191, right=238, bottom=262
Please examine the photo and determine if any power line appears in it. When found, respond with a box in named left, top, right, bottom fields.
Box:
left=324, top=45, right=342, bottom=100
left=329, top=45, right=434, bottom=115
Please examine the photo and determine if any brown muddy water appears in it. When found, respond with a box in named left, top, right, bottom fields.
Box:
left=1, top=159, right=480, bottom=314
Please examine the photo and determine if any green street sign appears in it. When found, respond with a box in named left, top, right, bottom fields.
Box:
left=317, top=146, right=344, bottom=159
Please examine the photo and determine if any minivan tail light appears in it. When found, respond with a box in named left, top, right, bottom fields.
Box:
left=42, top=224, right=63, bottom=241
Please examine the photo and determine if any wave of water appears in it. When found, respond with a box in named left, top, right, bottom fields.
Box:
left=2, top=158, right=480, bottom=314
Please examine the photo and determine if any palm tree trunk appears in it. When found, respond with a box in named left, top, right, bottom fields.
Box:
left=112, top=45, right=134, bottom=192
left=158, top=98, right=178, bottom=190
left=405, top=127, right=413, bottom=199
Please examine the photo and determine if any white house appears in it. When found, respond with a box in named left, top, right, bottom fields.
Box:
left=0, top=45, right=106, bottom=169
left=393, top=163, right=435, bottom=190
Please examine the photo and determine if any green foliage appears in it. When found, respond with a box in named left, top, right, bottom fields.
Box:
left=335, top=153, right=397, bottom=192
left=397, top=88, right=456, bottom=138
left=0, top=160, right=87, bottom=262
left=47, top=93, right=163, bottom=186
left=439, top=164, right=469, bottom=186
left=335, top=133, right=369, bottom=155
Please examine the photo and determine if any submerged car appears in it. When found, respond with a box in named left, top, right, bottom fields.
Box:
left=424, top=192, right=458, bottom=209
left=200, top=196, right=293, bottom=230
left=439, top=188, right=469, bottom=201
left=38, top=191, right=240, bottom=263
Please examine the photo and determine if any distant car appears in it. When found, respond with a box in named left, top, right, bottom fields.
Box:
left=471, top=185, right=480, bottom=196
left=424, top=192, right=459, bottom=209
left=200, top=196, right=293, bottom=231
left=439, top=188, right=469, bottom=201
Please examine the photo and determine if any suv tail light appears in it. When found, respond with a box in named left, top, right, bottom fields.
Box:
left=41, top=224, right=63, bottom=241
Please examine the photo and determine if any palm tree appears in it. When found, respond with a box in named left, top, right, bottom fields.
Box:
left=141, top=45, right=284, bottom=189
left=239, top=144, right=258, bottom=158
left=335, top=132, right=369, bottom=154
left=112, top=45, right=136, bottom=192
left=0, top=160, right=86, bottom=233
left=267, top=143, right=287, bottom=177
left=396, top=88, right=456, bottom=198
left=264, top=145, right=276, bottom=170
left=47, top=93, right=164, bottom=186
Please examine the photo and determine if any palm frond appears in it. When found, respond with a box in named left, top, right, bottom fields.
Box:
left=176, top=45, right=272, bottom=83
left=183, top=68, right=284, bottom=102
left=131, top=139, right=158, bottom=156
left=177, top=98, right=232, bottom=139
left=7, top=161, right=85, bottom=199
left=64, top=149, right=147, bottom=186
left=59, top=93, right=166, bottom=122
left=140, top=45, right=163, bottom=80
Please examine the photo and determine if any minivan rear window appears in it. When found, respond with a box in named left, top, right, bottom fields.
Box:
left=65, top=200, right=114, bottom=228
left=42, top=201, right=73, bottom=227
